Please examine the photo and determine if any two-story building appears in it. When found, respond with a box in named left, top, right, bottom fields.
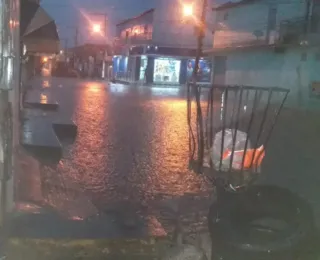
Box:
left=208, top=0, right=320, bottom=109
left=113, top=0, right=214, bottom=85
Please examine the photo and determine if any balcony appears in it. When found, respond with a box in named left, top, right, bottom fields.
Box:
left=278, top=15, right=320, bottom=46
left=119, top=32, right=153, bottom=45
left=212, top=29, right=271, bottom=50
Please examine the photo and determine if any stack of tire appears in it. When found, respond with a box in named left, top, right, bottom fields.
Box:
left=208, top=185, right=315, bottom=260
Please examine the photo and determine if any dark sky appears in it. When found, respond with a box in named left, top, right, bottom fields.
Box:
left=41, top=0, right=228, bottom=47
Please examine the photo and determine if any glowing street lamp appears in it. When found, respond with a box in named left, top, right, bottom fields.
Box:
left=183, top=4, right=193, bottom=17
left=92, top=23, right=102, bottom=33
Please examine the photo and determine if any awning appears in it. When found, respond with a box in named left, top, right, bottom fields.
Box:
left=21, top=1, right=60, bottom=55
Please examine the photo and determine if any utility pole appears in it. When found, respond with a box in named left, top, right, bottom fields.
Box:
left=191, top=0, right=208, bottom=173
left=74, top=27, right=79, bottom=47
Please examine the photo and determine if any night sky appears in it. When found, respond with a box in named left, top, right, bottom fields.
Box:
left=41, top=0, right=228, bottom=47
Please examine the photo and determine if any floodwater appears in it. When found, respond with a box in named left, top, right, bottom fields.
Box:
left=17, top=77, right=214, bottom=237
left=17, top=76, right=320, bottom=239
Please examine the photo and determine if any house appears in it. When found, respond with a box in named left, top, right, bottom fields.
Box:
left=68, top=43, right=113, bottom=78
left=20, top=0, right=60, bottom=80
left=113, top=0, right=214, bottom=85
left=208, top=0, right=320, bottom=109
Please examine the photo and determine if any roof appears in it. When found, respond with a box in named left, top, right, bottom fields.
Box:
left=70, top=43, right=113, bottom=57
left=212, top=0, right=256, bottom=11
left=116, top=8, right=154, bottom=26
left=20, top=1, right=39, bottom=35
left=24, top=21, right=59, bottom=40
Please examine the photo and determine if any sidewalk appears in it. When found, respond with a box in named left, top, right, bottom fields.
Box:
left=259, top=108, right=320, bottom=227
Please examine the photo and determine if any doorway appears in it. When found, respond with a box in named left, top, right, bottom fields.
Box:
left=213, top=56, right=227, bottom=85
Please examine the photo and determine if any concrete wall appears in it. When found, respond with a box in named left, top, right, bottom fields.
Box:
left=213, top=0, right=308, bottom=48
left=221, top=47, right=320, bottom=110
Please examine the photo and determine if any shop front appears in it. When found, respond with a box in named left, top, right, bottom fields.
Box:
left=153, top=57, right=181, bottom=85
left=113, top=55, right=128, bottom=80
left=113, top=54, right=212, bottom=85
left=186, top=59, right=212, bottom=83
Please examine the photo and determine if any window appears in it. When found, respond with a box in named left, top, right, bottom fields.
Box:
left=268, top=6, right=277, bottom=31
left=223, top=12, right=228, bottom=20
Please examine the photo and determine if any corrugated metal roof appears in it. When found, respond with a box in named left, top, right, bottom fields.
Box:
left=213, top=0, right=257, bottom=11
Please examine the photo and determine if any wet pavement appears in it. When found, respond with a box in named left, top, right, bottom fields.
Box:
left=15, top=76, right=320, bottom=240
left=16, top=76, right=214, bottom=238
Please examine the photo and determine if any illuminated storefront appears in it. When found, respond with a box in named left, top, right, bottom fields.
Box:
left=186, top=59, right=212, bottom=83
left=139, top=55, right=148, bottom=80
left=153, top=58, right=181, bottom=84
left=112, top=45, right=212, bottom=85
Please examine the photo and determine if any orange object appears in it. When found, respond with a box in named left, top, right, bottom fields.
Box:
left=222, top=145, right=265, bottom=170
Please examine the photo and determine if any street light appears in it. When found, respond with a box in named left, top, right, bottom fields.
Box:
left=183, top=4, right=193, bottom=17
left=92, top=23, right=102, bottom=33
left=88, top=12, right=108, bottom=79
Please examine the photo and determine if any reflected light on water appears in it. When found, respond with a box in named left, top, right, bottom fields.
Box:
left=42, top=80, right=50, bottom=88
left=151, top=87, right=179, bottom=96
left=69, top=81, right=108, bottom=193
left=109, top=83, right=128, bottom=94
left=150, top=99, right=205, bottom=195
left=40, top=93, right=48, bottom=104
left=87, top=83, right=101, bottom=93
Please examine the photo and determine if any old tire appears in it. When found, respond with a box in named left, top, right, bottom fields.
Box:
left=208, top=185, right=314, bottom=259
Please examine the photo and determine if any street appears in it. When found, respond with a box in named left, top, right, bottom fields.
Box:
left=16, top=76, right=214, bottom=238
left=15, top=76, right=320, bottom=239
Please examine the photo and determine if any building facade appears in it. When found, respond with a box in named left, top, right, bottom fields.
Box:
left=209, top=0, right=320, bottom=109
left=113, top=1, right=214, bottom=85
left=20, top=0, right=60, bottom=80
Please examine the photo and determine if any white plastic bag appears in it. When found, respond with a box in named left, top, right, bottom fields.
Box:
left=211, top=129, right=252, bottom=171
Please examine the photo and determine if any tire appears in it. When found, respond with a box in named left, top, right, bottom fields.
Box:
left=208, top=185, right=315, bottom=259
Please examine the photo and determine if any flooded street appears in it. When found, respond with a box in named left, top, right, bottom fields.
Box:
left=16, top=77, right=320, bottom=240
left=17, top=77, right=214, bottom=237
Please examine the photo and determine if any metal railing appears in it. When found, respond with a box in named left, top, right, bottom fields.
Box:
left=187, top=83, right=289, bottom=188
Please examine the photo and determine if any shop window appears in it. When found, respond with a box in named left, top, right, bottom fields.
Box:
left=153, top=58, right=181, bottom=84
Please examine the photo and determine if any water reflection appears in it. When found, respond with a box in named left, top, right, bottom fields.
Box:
left=109, top=83, right=129, bottom=94
left=149, top=99, right=207, bottom=196
left=42, top=80, right=50, bottom=88
left=40, top=93, right=48, bottom=104
left=151, top=87, right=179, bottom=97
left=30, top=78, right=213, bottom=233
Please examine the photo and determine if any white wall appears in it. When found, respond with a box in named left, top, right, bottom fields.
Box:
left=222, top=47, right=320, bottom=109
left=152, top=0, right=213, bottom=49
left=213, top=0, right=308, bottom=48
